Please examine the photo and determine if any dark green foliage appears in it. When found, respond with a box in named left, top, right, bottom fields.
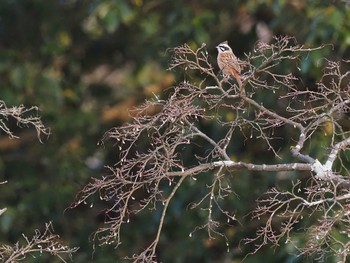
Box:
left=1, top=0, right=350, bottom=262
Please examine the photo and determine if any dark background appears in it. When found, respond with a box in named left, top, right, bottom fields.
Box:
left=0, top=0, right=349, bottom=262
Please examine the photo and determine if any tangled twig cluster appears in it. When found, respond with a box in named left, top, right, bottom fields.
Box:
left=74, top=36, right=350, bottom=262
left=0, top=222, right=78, bottom=263
left=0, top=100, right=50, bottom=141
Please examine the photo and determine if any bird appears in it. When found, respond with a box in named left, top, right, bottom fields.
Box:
left=216, top=41, right=242, bottom=89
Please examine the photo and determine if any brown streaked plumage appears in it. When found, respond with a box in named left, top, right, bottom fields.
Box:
left=216, top=41, right=242, bottom=89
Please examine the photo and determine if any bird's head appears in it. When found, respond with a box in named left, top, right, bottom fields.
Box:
left=216, top=41, right=232, bottom=53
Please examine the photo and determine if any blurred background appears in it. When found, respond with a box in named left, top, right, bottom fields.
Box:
left=0, top=0, right=349, bottom=262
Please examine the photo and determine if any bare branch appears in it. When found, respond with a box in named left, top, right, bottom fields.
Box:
left=0, top=222, right=78, bottom=262
left=0, top=101, right=50, bottom=142
left=73, top=36, right=350, bottom=261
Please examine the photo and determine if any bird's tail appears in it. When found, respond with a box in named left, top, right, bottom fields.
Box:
left=232, top=70, right=243, bottom=93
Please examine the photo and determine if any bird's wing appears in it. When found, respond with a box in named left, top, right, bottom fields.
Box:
left=220, top=52, right=241, bottom=74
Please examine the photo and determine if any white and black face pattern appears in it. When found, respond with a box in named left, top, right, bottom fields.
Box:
left=216, top=42, right=232, bottom=53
